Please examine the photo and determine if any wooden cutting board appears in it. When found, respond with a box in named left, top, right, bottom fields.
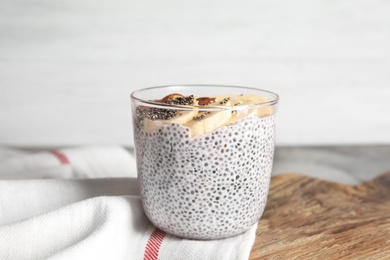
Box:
left=250, top=172, right=390, bottom=259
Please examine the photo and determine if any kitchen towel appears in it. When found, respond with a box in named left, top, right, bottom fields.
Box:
left=0, top=146, right=257, bottom=260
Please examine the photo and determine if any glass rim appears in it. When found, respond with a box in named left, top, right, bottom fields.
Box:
left=130, top=84, right=279, bottom=112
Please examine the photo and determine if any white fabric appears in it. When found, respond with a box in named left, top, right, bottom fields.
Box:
left=0, top=146, right=257, bottom=260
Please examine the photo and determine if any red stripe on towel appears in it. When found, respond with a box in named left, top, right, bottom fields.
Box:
left=143, top=228, right=166, bottom=260
left=50, top=150, right=70, bottom=165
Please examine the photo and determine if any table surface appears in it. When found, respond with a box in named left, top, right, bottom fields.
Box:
left=250, top=171, right=390, bottom=259
left=249, top=145, right=390, bottom=258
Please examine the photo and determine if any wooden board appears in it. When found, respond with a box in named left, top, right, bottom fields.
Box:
left=250, top=172, right=390, bottom=259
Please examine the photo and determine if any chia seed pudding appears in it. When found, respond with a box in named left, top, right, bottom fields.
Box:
left=132, top=88, right=278, bottom=240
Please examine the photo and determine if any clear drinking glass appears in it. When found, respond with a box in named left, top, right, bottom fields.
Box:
left=131, top=85, right=279, bottom=240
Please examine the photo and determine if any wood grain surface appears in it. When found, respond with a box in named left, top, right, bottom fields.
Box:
left=250, top=172, right=390, bottom=259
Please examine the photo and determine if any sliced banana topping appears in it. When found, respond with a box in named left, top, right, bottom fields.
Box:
left=137, top=93, right=273, bottom=135
left=143, top=109, right=198, bottom=133
left=185, top=100, right=232, bottom=137
left=137, top=94, right=198, bottom=133
left=215, top=94, right=273, bottom=117
left=225, top=108, right=257, bottom=126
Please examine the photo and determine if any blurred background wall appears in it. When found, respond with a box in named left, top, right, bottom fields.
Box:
left=1, top=0, right=389, bottom=147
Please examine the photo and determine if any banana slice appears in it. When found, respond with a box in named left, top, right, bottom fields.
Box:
left=258, top=106, right=272, bottom=116
left=237, top=94, right=273, bottom=116
left=142, top=94, right=199, bottom=133
left=224, top=108, right=257, bottom=126
left=185, top=100, right=232, bottom=137
left=215, top=94, right=273, bottom=117
left=143, top=109, right=198, bottom=133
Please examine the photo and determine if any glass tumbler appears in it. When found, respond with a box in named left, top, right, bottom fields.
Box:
left=131, top=85, right=279, bottom=240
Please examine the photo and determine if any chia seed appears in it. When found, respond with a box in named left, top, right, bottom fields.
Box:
left=219, top=97, right=230, bottom=105
left=136, top=95, right=195, bottom=122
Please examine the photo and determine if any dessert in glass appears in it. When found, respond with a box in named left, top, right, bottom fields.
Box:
left=131, top=85, right=279, bottom=240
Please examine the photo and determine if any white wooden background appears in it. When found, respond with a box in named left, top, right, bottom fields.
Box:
left=1, top=0, right=389, bottom=147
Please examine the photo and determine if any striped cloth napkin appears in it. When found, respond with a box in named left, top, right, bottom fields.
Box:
left=0, top=146, right=257, bottom=260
